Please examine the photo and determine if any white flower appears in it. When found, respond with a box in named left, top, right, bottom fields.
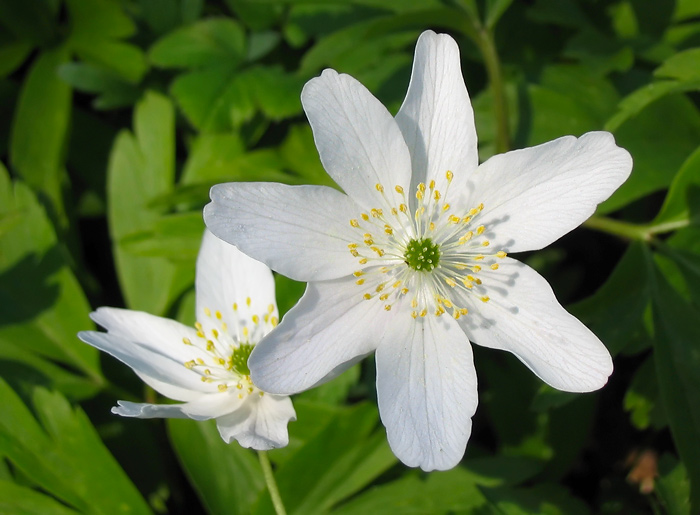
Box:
left=203, top=31, right=632, bottom=470
left=78, top=230, right=296, bottom=450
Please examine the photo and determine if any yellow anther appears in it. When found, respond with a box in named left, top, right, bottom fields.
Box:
left=418, top=183, right=426, bottom=193
left=395, top=185, right=404, bottom=194
left=264, top=314, right=269, bottom=323
left=449, top=215, right=461, bottom=224
left=268, top=304, right=274, bottom=314
left=429, top=180, right=435, bottom=191
left=384, top=305, right=392, bottom=311
left=243, top=327, right=249, bottom=339
left=467, top=275, right=476, bottom=282
left=350, top=250, right=359, bottom=257
left=221, top=322, right=228, bottom=331
left=364, top=238, right=374, bottom=245
left=385, top=226, right=393, bottom=235
left=428, top=222, right=435, bottom=231
left=442, top=203, right=451, bottom=212
left=196, top=358, right=205, bottom=365
left=478, top=203, right=484, bottom=211
left=401, top=287, right=409, bottom=295
left=475, top=255, right=485, bottom=260
left=462, top=216, right=472, bottom=224
left=212, top=328, right=219, bottom=338
left=237, top=383, right=243, bottom=389
left=481, top=296, right=490, bottom=303
left=246, top=297, right=251, bottom=307
left=416, top=190, right=424, bottom=200
left=233, top=303, right=238, bottom=311
left=248, top=387, right=254, bottom=394
left=482, top=241, right=490, bottom=247
left=356, top=278, right=365, bottom=285
left=491, top=263, right=499, bottom=270
left=477, top=226, right=485, bottom=235
left=469, top=208, right=479, bottom=216
left=391, top=207, right=398, bottom=215
left=195, top=321, right=203, bottom=331
left=497, top=251, right=507, bottom=258
left=184, top=360, right=195, bottom=369
left=411, top=298, right=418, bottom=308
left=446, top=170, right=454, bottom=182
left=196, top=330, right=205, bottom=338
left=206, top=340, right=215, bottom=351
left=473, top=265, right=481, bottom=272
left=420, top=309, right=428, bottom=317
left=203, top=307, right=211, bottom=317
left=218, top=384, right=228, bottom=392
left=350, top=219, right=360, bottom=227
left=376, top=183, right=384, bottom=192
left=443, top=298, right=453, bottom=308
left=371, top=247, right=385, bottom=256
left=353, top=271, right=364, bottom=277
left=363, top=293, right=371, bottom=300
left=376, top=283, right=385, bottom=292
left=392, top=281, right=402, bottom=288
left=348, top=243, right=358, bottom=249
left=361, top=213, right=370, bottom=221
left=215, top=310, right=222, bottom=320
left=379, top=293, right=389, bottom=301
left=433, top=190, right=441, bottom=201
left=371, top=208, right=380, bottom=218
left=238, top=393, right=243, bottom=399
left=475, top=278, right=482, bottom=285
left=271, top=317, right=278, bottom=327
left=182, top=337, right=192, bottom=345
left=359, top=258, right=368, bottom=264
left=411, top=311, right=418, bottom=319
left=217, top=358, right=225, bottom=365
left=252, top=315, right=260, bottom=325
left=399, top=203, right=408, bottom=213
left=460, top=308, right=468, bottom=316
left=463, top=280, right=473, bottom=289
left=445, top=277, right=457, bottom=288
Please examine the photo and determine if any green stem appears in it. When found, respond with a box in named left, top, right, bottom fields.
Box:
left=462, top=9, right=510, bottom=153
left=258, top=451, right=287, bottom=515
left=583, top=215, right=691, bottom=242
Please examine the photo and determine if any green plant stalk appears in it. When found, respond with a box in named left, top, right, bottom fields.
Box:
left=258, top=451, right=287, bottom=515
left=583, top=215, right=690, bottom=242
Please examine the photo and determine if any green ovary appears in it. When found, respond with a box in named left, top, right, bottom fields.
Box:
left=404, top=238, right=441, bottom=272
left=231, top=343, right=254, bottom=376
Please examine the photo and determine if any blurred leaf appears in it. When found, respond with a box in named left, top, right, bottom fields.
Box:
left=120, top=211, right=204, bottom=262
left=149, top=18, right=245, bottom=69
left=0, top=379, right=152, bottom=514
left=600, top=95, right=700, bottom=214
left=9, top=46, right=71, bottom=227
left=66, top=0, right=147, bottom=83
left=623, top=355, right=665, bottom=430
left=656, top=454, right=692, bottom=515
left=0, top=40, right=33, bottom=78
left=571, top=242, right=651, bottom=355
left=485, top=0, right=514, bottom=29
left=654, top=145, right=700, bottom=226
left=296, top=364, right=361, bottom=405
left=168, top=418, right=264, bottom=515
left=0, top=0, right=58, bottom=46
left=225, top=0, right=284, bottom=31
left=58, top=62, right=141, bottom=109
left=478, top=483, right=590, bottom=514
left=0, top=479, right=80, bottom=515
left=255, top=402, right=397, bottom=514
left=655, top=48, right=700, bottom=82
left=139, top=0, right=203, bottom=35
left=0, top=164, right=102, bottom=387
left=107, top=91, right=191, bottom=314
left=649, top=257, right=700, bottom=512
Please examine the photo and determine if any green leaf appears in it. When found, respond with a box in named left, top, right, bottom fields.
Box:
left=120, top=211, right=204, bottom=262
left=66, top=0, right=147, bottom=83
left=654, top=48, right=700, bottom=82
left=149, top=18, right=246, bottom=69
left=485, top=0, right=514, bottom=29
left=0, top=0, right=58, bottom=46
left=623, top=355, right=665, bottom=430
left=9, top=46, right=71, bottom=227
left=571, top=242, right=651, bottom=355
left=656, top=454, right=692, bottom=515
left=0, top=379, right=152, bottom=514
left=168, top=418, right=265, bottom=515
left=255, top=402, right=397, bottom=514
left=0, top=480, right=80, bottom=515
left=600, top=94, right=700, bottom=214
left=654, top=145, right=700, bottom=226
left=479, top=483, right=590, bottom=514
left=0, top=163, right=102, bottom=387
left=107, top=91, right=190, bottom=314
left=648, top=255, right=700, bottom=512
left=58, top=62, right=141, bottom=109
left=139, top=0, right=204, bottom=35
left=0, top=39, right=33, bottom=78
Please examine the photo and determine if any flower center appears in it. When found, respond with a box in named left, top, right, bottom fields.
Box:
left=404, top=238, right=440, bottom=271
left=346, top=171, right=507, bottom=319
left=180, top=300, right=278, bottom=398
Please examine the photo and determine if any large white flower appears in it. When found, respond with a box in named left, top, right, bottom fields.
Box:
left=204, top=31, right=632, bottom=470
left=78, top=230, right=296, bottom=450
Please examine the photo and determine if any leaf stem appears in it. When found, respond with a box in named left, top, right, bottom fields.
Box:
left=583, top=215, right=690, bottom=242
left=258, top=450, right=287, bottom=515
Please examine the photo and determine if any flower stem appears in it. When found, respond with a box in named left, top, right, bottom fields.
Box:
left=583, top=215, right=691, bottom=242
left=258, top=451, right=287, bottom=515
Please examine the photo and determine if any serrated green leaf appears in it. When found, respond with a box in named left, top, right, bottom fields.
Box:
left=0, top=379, right=152, bottom=514
left=9, top=46, right=71, bottom=226
left=107, top=91, right=191, bottom=314
left=168, top=418, right=264, bottom=515
left=648, top=255, right=700, bottom=513
left=66, top=0, right=147, bottom=83
left=149, top=18, right=245, bottom=69
left=600, top=94, right=700, bottom=214
left=0, top=164, right=102, bottom=386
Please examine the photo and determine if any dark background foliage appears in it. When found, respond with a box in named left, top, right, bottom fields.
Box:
left=1, top=0, right=699, bottom=513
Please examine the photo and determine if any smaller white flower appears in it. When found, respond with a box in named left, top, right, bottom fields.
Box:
left=79, top=230, right=296, bottom=450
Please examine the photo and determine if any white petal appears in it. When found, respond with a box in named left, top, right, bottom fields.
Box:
left=205, top=183, right=360, bottom=281
left=395, top=30, right=478, bottom=198
left=112, top=400, right=190, bottom=419
left=180, top=391, right=244, bottom=420
left=195, top=230, right=278, bottom=336
left=78, top=330, right=216, bottom=398
left=301, top=69, right=413, bottom=210
left=248, top=276, right=386, bottom=394
left=459, top=258, right=613, bottom=392
left=216, top=394, right=296, bottom=450
left=375, top=313, right=477, bottom=471
left=471, top=132, right=632, bottom=252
